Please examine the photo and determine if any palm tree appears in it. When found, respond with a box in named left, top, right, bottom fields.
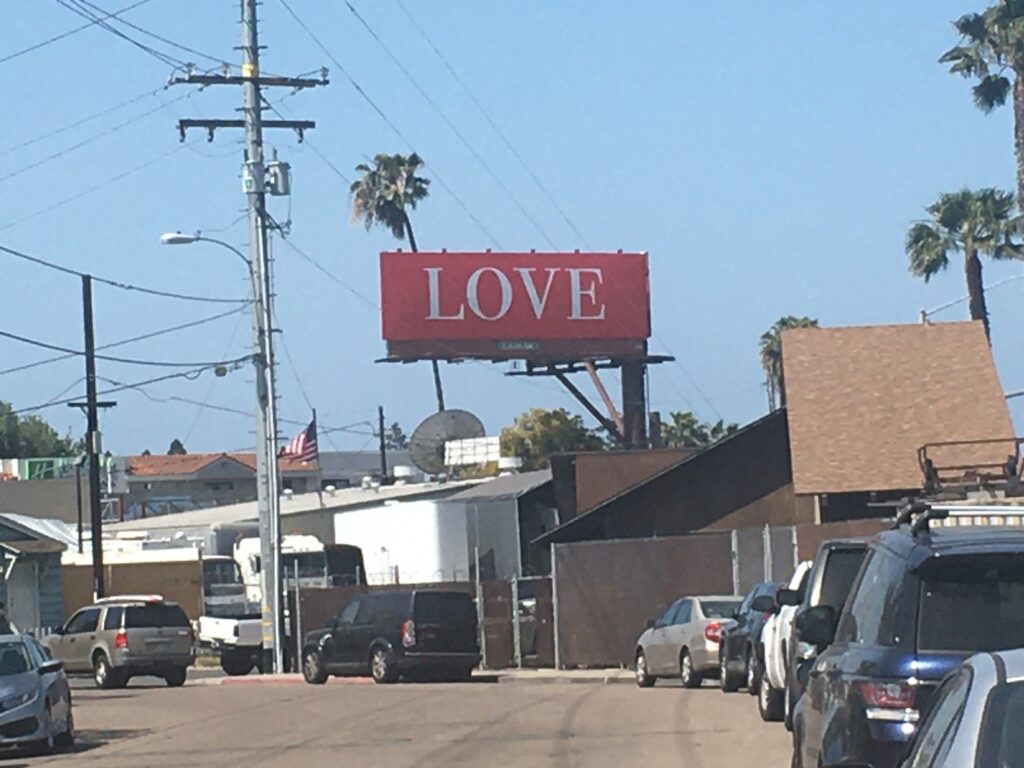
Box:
left=941, top=2, right=1024, bottom=210
left=759, top=316, right=818, bottom=411
left=906, top=188, right=1022, bottom=342
left=350, top=153, right=446, bottom=411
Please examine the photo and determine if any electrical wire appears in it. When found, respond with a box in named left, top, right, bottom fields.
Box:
left=55, top=0, right=185, bottom=70
left=0, top=328, right=251, bottom=369
left=0, top=243, right=249, bottom=304
left=0, top=90, right=191, bottom=182
left=275, top=0, right=503, bottom=249
left=343, top=0, right=558, bottom=249
left=2, top=0, right=153, bottom=65
left=395, top=0, right=592, bottom=250
left=0, top=304, right=251, bottom=377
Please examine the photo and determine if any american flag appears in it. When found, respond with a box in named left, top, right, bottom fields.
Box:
left=279, top=415, right=318, bottom=464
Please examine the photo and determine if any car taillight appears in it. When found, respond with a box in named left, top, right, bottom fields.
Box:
left=114, top=629, right=128, bottom=650
left=855, top=680, right=916, bottom=709
left=704, top=621, right=723, bottom=644
left=401, top=619, right=416, bottom=648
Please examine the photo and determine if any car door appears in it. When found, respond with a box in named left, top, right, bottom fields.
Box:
left=323, top=598, right=362, bottom=672
left=26, top=638, right=68, bottom=727
left=54, top=608, right=100, bottom=673
left=903, top=670, right=972, bottom=768
left=647, top=602, right=680, bottom=674
left=726, top=591, right=753, bottom=666
left=666, top=599, right=693, bottom=673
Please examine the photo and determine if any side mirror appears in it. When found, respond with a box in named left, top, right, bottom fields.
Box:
left=38, top=659, right=63, bottom=675
left=645, top=619, right=656, bottom=630
left=777, top=589, right=801, bottom=607
left=51, top=627, right=66, bottom=636
left=795, top=605, right=837, bottom=648
left=750, top=595, right=776, bottom=614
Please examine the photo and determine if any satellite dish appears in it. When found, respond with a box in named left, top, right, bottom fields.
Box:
left=409, top=409, right=485, bottom=475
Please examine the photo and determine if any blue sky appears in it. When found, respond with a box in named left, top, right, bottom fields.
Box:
left=3, top=0, right=1023, bottom=455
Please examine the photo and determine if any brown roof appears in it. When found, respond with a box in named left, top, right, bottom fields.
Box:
left=127, top=452, right=315, bottom=477
left=782, top=321, right=1015, bottom=495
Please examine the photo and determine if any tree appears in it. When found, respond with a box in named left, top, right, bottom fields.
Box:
left=906, top=188, right=1022, bottom=341
left=661, top=411, right=739, bottom=448
left=167, top=439, right=187, bottom=456
left=500, top=408, right=605, bottom=471
left=350, top=153, right=446, bottom=411
left=759, top=316, right=819, bottom=410
left=941, top=2, right=1024, bottom=210
left=0, top=401, right=77, bottom=458
left=383, top=422, right=409, bottom=451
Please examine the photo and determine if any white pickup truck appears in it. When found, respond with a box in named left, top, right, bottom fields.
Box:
left=757, top=560, right=812, bottom=722
left=196, top=615, right=264, bottom=676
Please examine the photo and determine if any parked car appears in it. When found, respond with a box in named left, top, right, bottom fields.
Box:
left=0, top=634, right=73, bottom=754
left=780, top=538, right=869, bottom=729
left=758, top=560, right=812, bottom=721
left=301, top=589, right=480, bottom=684
left=634, top=595, right=742, bottom=688
left=718, top=580, right=782, bottom=693
left=43, top=595, right=194, bottom=689
left=792, top=506, right=1024, bottom=768
left=891, top=647, right=1024, bottom=768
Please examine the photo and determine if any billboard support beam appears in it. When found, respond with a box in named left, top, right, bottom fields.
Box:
left=622, top=362, right=647, bottom=449
left=553, top=371, right=625, bottom=444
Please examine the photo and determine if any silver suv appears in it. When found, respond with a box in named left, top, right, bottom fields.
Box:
left=43, top=596, right=194, bottom=689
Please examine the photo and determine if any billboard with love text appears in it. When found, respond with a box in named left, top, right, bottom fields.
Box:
left=379, top=251, right=650, bottom=361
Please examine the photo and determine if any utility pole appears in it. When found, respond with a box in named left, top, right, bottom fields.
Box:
left=378, top=406, right=387, bottom=478
left=82, top=275, right=103, bottom=599
left=172, top=0, right=327, bottom=674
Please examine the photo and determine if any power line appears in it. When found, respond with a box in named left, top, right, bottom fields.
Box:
left=275, top=0, right=503, bottom=249
left=277, top=237, right=378, bottom=310
left=0, top=90, right=191, bottom=182
left=395, top=0, right=591, bottom=250
left=0, top=328, right=251, bottom=369
left=2, top=0, right=153, bottom=65
left=55, top=0, right=185, bottom=69
left=342, top=0, right=558, bottom=249
left=0, top=243, right=249, bottom=304
left=0, top=304, right=250, bottom=377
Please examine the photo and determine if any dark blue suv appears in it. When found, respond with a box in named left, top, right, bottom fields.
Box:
left=791, top=505, right=1024, bottom=768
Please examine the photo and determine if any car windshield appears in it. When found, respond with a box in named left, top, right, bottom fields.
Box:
left=125, top=604, right=190, bottom=629
left=979, top=681, right=1024, bottom=767
left=918, top=556, right=1024, bottom=653
left=414, top=593, right=476, bottom=626
left=283, top=552, right=326, bottom=580
left=818, top=549, right=866, bottom=610
left=0, top=642, right=31, bottom=676
left=203, top=559, right=242, bottom=585
left=700, top=599, right=740, bottom=618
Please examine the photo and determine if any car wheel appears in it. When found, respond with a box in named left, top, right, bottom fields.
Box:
left=370, top=648, right=398, bottom=684
left=746, top=650, right=759, bottom=694
left=784, top=682, right=795, bottom=732
left=220, top=650, right=255, bottom=677
left=758, top=677, right=785, bottom=722
left=93, top=653, right=123, bottom=690
left=635, top=650, right=655, bottom=688
left=164, top=666, right=188, bottom=687
left=719, top=652, right=740, bottom=693
left=680, top=650, right=701, bottom=689
left=32, top=703, right=55, bottom=756
left=55, top=702, right=75, bottom=750
left=302, top=649, right=328, bottom=685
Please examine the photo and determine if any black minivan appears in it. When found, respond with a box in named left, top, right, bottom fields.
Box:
left=301, top=589, right=480, bottom=684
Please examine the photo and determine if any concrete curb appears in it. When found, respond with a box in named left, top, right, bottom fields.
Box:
left=200, top=671, right=635, bottom=687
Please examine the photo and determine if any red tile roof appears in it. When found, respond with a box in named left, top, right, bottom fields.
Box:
left=782, top=321, right=1015, bottom=494
left=126, top=452, right=316, bottom=477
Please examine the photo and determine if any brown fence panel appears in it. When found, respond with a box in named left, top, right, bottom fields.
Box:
left=62, top=562, right=203, bottom=621
left=553, top=533, right=734, bottom=668
left=769, top=525, right=797, bottom=582
left=795, top=520, right=887, bottom=561
left=522, top=577, right=554, bottom=668
left=482, top=580, right=513, bottom=670
left=735, top=526, right=765, bottom=593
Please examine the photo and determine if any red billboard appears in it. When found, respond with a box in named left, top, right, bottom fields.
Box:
left=380, top=251, right=650, bottom=361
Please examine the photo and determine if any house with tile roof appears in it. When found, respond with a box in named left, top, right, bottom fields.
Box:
left=537, top=320, right=1019, bottom=545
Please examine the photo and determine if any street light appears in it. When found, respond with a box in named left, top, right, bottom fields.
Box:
left=159, top=229, right=284, bottom=674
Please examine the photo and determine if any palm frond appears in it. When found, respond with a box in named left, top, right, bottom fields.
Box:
left=973, top=73, right=1012, bottom=111
left=906, top=222, right=948, bottom=280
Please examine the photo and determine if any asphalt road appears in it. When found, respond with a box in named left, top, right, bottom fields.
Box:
left=20, top=675, right=792, bottom=767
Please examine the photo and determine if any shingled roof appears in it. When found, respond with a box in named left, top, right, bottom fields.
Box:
left=782, top=321, right=1015, bottom=495
left=126, top=452, right=314, bottom=477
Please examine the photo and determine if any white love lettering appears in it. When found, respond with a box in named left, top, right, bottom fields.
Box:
left=567, top=268, right=606, bottom=320
left=513, top=267, right=560, bottom=319
left=425, top=267, right=465, bottom=320
left=466, top=267, right=513, bottom=321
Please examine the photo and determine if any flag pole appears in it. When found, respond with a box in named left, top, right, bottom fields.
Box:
left=313, top=408, right=324, bottom=509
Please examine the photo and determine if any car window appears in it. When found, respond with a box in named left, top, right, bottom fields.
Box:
left=65, top=607, right=100, bottom=634
left=25, top=639, right=45, bottom=669
left=125, top=604, right=190, bottom=628
left=103, top=606, right=124, bottom=631
left=917, top=557, right=1024, bottom=653
left=0, top=642, right=31, bottom=676
left=816, top=548, right=867, bottom=611
left=796, top=567, right=812, bottom=599
left=354, top=595, right=379, bottom=624
left=906, top=669, right=972, bottom=768
left=675, top=600, right=692, bottom=625
left=699, top=599, right=740, bottom=619
left=337, top=599, right=361, bottom=625
left=978, top=681, right=1024, bottom=767
left=414, top=593, right=475, bottom=627
left=835, top=550, right=909, bottom=647
left=656, top=602, right=678, bottom=627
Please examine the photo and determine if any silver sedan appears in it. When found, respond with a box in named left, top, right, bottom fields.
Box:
left=890, top=648, right=1024, bottom=768
left=0, top=635, right=74, bottom=754
left=635, top=595, right=741, bottom=688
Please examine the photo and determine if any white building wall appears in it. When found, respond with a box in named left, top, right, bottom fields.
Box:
left=332, top=500, right=470, bottom=585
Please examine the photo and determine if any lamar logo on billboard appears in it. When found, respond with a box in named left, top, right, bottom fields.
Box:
left=380, top=252, right=650, bottom=343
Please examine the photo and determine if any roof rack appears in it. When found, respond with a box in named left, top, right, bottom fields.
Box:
left=893, top=500, right=1024, bottom=536
left=918, top=438, right=1023, bottom=495
left=93, top=594, right=165, bottom=605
